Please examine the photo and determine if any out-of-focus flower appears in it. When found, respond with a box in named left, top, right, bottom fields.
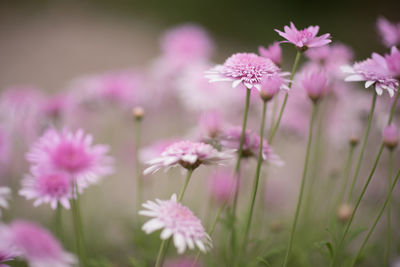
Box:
left=176, top=62, right=239, bottom=112
left=337, top=203, right=353, bottom=223
left=0, top=187, right=11, bottom=218
left=143, top=141, right=233, bottom=174
left=139, top=139, right=179, bottom=164
left=41, top=93, right=71, bottom=121
left=132, top=106, right=145, bottom=120
left=19, top=167, right=72, bottom=210
left=161, top=24, right=214, bottom=67
left=301, top=69, right=329, bottom=102
left=275, top=22, right=331, bottom=51
left=0, top=221, right=75, bottom=267
left=377, top=17, right=400, bottom=47
left=259, top=42, right=282, bottom=66
left=342, top=53, right=399, bottom=97
left=259, top=73, right=289, bottom=101
left=198, top=111, right=223, bottom=139
left=220, top=127, right=282, bottom=165
left=165, top=258, right=202, bottom=267
left=206, top=53, right=282, bottom=91
left=139, top=194, right=212, bottom=254
left=207, top=169, right=237, bottom=204
left=385, top=46, right=400, bottom=78
left=383, top=124, right=398, bottom=149
left=26, top=128, right=113, bottom=190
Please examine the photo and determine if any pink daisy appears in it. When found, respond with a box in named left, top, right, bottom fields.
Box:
left=0, top=221, right=75, bottom=267
left=26, top=128, right=114, bottom=190
left=275, top=22, right=331, bottom=51
left=377, top=17, right=400, bottom=47
left=259, top=42, right=282, bottom=66
left=41, top=93, right=71, bottom=121
left=220, top=127, right=282, bottom=165
left=0, top=187, right=11, bottom=218
left=342, top=53, right=399, bottom=97
left=301, top=69, right=329, bottom=102
left=385, top=46, right=400, bottom=78
left=139, top=194, right=212, bottom=254
left=205, top=53, right=283, bottom=91
left=19, top=167, right=73, bottom=210
left=143, top=141, right=234, bottom=175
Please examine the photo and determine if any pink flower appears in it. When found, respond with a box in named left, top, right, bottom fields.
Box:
left=161, top=24, right=214, bottom=66
left=259, top=73, right=289, bottom=101
left=206, top=53, right=282, bottom=91
left=165, top=258, right=202, bottom=267
left=377, top=17, right=400, bottom=47
left=301, top=69, right=329, bottom=102
left=0, top=187, right=11, bottom=218
left=198, top=110, right=223, bottom=139
left=385, top=46, right=400, bottom=77
left=26, top=128, right=113, bottom=190
left=383, top=124, right=398, bottom=149
left=342, top=53, right=399, bottom=97
left=220, top=127, right=282, bottom=165
left=143, top=141, right=234, bottom=174
left=139, top=194, right=212, bottom=254
left=275, top=22, right=331, bottom=51
left=207, top=169, right=237, bottom=204
left=0, top=221, right=75, bottom=267
left=41, top=93, right=70, bottom=121
left=19, top=167, right=73, bottom=210
left=259, top=42, right=282, bottom=66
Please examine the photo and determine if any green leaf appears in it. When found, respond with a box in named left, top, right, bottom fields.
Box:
left=257, top=257, right=271, bottom=266
left=345, top=228, right=367, bottom=246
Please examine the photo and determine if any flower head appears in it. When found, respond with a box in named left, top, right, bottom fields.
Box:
left=383, top=124, right=398, bottom=149
left=206, top=53, right=281, bottom=90
left=19, top=167, right=73, bottom=210
left=0, top=221, right=75, bottom=267
left=41, top=93, right=70, bottom=121
left=275, top=22, right=331, bottom=51
left=342, top=53, right=399, bottom=97
left=139, top=194, right=212, bottom=254
left=143, top=141, right=233, bottom=174
left=207, top=169, right=237, bottom=204
left=259, top=42, right=282, bottom=66
left=385, top=46, right=400, bottom=78
left=377, top=17, right=400, bottom=47
left=220, top=127, right=282, bottom=165
left=198, top=111, right=223, bottom=139
left=0, top=187, right=11, bottom=218
left=301, top=69, right=329, bottom=102
left=161, top=24, right=214, bottom=65
left=259, top=73, right=289, bottom=101
left=26, top=128, right=113, bottom=190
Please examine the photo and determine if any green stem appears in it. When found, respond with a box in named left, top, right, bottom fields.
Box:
left=71, top=182, right=86, bottom=267
left=337, top=144, right=356, bottom=206
left=154, top=169, right=194, bottom=267
left=282, top=101, right=318, bottom=267
left=350, top=166, right=400, bottom=267
left=230, top=88, right=251, bottom=259
left=346, top=92, right=377, bottom=202
left=55, top=203, right=63, bottom=242
left=384, top=151, right=394, bottom=267
left=242, top=100, right=267, bottom=251
left=268, top=51, right=302, bottom=143
left=135, top=118, right=143, bottom=212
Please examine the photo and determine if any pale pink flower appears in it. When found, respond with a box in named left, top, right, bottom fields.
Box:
left=139, top=194, right=212, bottom=254
left=275, top=22, right=331, bottom=51
left=342, top=53, right=399, bottom=97
left=198, top=110, right=223, bottom=139
left=26, top=128, right=113, bottom=190
left=205, top=53, right=282, bottom=91
left=0, top=187, right=11, bottom=218
left=259, top=73, right=289, bottom=101
left=19, top=167, right=72, bottom=210
left=385, top=46, right=400, bottom=78
left=165, top=258, right=202, bottom=267
left=383, top=124, right=398, bottom=149
left=161, top=24, right=214, bottom=66
left=377, top=17, right=400, bottom=47
left=220, top=127, right=282, bottom=165
left=0, top=221, right=75, bottom=267
left=259, top=42, right=282, bottom=66
left=207, top=169, right=237, bottom=204
left=143, top=141, right=234, bottom=175
left=301, top=69, right=329, bottom=101
left=41, top=93, right=71, bottom=121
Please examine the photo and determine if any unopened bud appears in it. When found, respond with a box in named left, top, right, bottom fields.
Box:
left=270, top=220, right=284, bottom=232
left=337, top=203, right=353, bottom=223
left=349, top=134, right=359, bottom=147
left=383, top=124, right=398, bottom=150
left=132, top=107, right=145, bottom=120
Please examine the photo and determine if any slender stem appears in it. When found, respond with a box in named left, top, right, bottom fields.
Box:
left=350, top=166, right=400, bottom=267
left=55, top=203, right=63, bottom=242
left=242, top=101, right=267, bottom=251
left=384, top=151, right=394, bottom=267
left=230, top=88, right=251, bottom=259
left=337, top=145, right=356, bottom=205
left=154, top=169, right=194, bottom=267
left=331, top=89, right=399, bottom=267
left=282, top=102, right=318, bottom=267
left=134, top=118, right=143, bottom=212
left=269, top=51, right=302, bottom=143
left=71, top=182, right=86, bottom=267
left=346, top=93, right=377, bottom=202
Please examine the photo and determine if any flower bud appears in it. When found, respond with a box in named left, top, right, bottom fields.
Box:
left=349, top=133, right=359, bottom=147
left=383, top=124, right=398, bottom=150
left=259, top=42, right=282, bottom=66
left=337, top=203, right=353, bottom=223
left=132, top=106, right=145, bottom=120
left=259, top=74, right=285, bottom=102
left=301, top=70, right=328, bottom=103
